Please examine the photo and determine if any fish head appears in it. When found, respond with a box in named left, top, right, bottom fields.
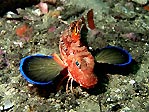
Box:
left=67, top=54, right=98, bottom=88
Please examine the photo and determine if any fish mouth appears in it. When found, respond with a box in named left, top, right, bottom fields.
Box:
left=77, top=73, right=98, bottom=89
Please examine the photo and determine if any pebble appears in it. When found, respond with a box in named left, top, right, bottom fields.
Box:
left=0, top=99, right=14, bottom=111
left=129, top=80, right=135, bottom=85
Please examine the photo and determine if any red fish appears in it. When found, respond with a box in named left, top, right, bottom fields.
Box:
left=52, top=9, right=98, bottom=92
left=20, top=9, right=132, bottom=93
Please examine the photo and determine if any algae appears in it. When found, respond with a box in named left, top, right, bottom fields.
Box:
left=0, top=0, right=149, bottom=111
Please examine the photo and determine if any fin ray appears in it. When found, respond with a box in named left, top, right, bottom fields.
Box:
left=95, top=46, right=132, bottom=66
left=20, top=54, right=64, bottom=84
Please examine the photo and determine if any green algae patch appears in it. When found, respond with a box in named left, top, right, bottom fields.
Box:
left=0, top=0, right=149, bottom=111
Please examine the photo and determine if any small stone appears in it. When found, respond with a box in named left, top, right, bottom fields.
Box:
left=115, top=89, right=121, bottom=93
left=107, top=98, right=111, bottom=101
left=129, top=80, right=135, bottom=85
left=32, top=9, right=41, bottom=16
left=0, top=99, right=14, bottom=111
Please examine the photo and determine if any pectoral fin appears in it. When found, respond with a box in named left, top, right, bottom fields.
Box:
left=20, top=54, right=64, bottom=85
left=94, top=46, right=132, bottom=66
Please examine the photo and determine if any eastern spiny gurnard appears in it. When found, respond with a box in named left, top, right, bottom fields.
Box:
left=20, top=9, right=132, bottom=92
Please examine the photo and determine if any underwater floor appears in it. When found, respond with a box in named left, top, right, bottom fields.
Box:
left=0, top=0, right=149, bottom=111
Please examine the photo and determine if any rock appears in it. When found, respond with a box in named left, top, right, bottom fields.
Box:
left=132, top=0, right=148, bottom=5
left=0, top=99, right=14, bottom=111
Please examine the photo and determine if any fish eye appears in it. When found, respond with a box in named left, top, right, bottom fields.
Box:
left=75, top=61, right=80, bottom=68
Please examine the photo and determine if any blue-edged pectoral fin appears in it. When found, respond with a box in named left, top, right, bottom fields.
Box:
left=94, top=46, right=132, bottom=66
left=19, top=54, right=64, bottom=85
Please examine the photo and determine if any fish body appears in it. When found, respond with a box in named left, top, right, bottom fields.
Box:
left=59, top=14, right=98, bottom=88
